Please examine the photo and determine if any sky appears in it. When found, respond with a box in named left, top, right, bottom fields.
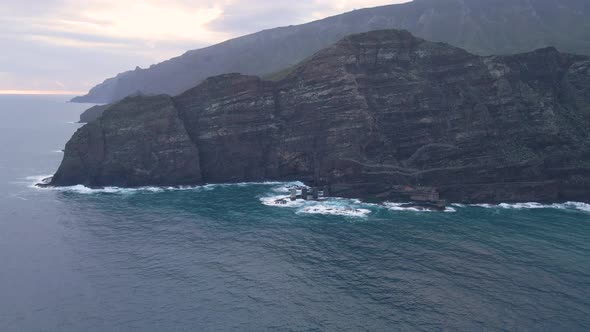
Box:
left=0, top=0, right=410, bottom=95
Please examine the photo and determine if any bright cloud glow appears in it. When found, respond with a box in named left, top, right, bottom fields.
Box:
left=58, top=1, right=228, bottom=44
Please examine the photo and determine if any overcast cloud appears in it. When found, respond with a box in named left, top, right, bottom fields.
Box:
left=0, top=0, right=410, bottom=94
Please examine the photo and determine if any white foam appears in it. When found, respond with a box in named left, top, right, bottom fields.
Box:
left=384, top=202, right=456, bottom=213
left=26, top=174, right=204, bottom=194
left=464, top=201, right=590, bottom=213
left=25, top=175, right=589, bottom=215
left=25, top=175, right=52, bottom=181
left=260, top=184, right=374, bottom=218
left=260, top=195, right=306, bottom=208
left=384, top=202, right=423, bottom=212
left=468, top=202, right=547, bottom=210
left=470, top=203, right=495, bottom=208
left=261, top=183, right=461, bottom=217
left=27, top=176, right=305, bottom=195
left=271, top=181, right=307, bottom=193
left=445, top=207, right=457, bottom=213
left=35, top=184, right=210, bottom=195
left=297, top=205, right=371, bottom=217
left=52, top=150, right=64, bottom=153
left=553, top=202, right=590, bottom=212
left=50, top=185, right=137, bottom=195
left=498, top=202, right=547, bottom=209
left=25, top=175, right=53, bottom=188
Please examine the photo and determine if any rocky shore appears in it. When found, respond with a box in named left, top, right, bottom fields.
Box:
left=50, top=30, right=590, bottom=204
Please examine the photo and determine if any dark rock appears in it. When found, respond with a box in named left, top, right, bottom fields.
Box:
left=78, top=104, right=110, bottom=123
left=53, top=30, right=590, bottom=203
left=52, top=95, right=201, bottom=187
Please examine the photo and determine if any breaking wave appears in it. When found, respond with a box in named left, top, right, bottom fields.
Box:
left=260, top=194, right=373, bottom=218
left=260, top=184, right=457, bottom=217
left=384, top=202, right=457, bottom=213
left=28, top=175, right=305, bottom=196
left=298, top=205, right=372, bottom=218
left=260, top=183, right=375, bottom=217
left=25, top=175, right=590, bottom=216
left=454, top=202, right=590, bottom=213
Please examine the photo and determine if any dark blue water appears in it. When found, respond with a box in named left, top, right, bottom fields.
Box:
left=1, top=95, right=589, bottom=331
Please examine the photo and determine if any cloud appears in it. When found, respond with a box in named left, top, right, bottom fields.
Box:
left=57, top=1, right=228, bottom=44
left=26, top=34, right=132, bottom=50
left=54, top=80, right=66, bottom=89
left=1, top=1, right=228, bottom=52
left=0, top=0, right=410, bottom=92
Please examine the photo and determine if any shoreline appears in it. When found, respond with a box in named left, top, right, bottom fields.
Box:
left=33, top=176, right=590, bottom=213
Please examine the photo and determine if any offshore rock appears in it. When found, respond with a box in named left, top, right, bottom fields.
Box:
left=52, top=30, right=590, bottom=203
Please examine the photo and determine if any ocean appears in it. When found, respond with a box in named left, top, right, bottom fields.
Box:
left=0, top=95, right=589, bottom=331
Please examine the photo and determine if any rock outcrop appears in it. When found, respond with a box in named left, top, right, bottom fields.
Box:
left=53, top=95, right=201, bottom=187
left=52, top=30, right=590, bottom=203
left=78, top=104, right=110, bottom=123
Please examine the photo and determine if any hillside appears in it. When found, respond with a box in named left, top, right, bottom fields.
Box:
left=72, top=0, right=590, bottom=103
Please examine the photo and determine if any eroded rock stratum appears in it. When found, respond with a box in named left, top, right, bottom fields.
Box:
left=52, top=30, right=590, bottom=203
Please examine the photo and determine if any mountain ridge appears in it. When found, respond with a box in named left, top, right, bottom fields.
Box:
left=72, top=0, right=590, bottom=103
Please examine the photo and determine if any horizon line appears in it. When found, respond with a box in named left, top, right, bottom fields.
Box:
left=0, top=90, right=87, bottom=95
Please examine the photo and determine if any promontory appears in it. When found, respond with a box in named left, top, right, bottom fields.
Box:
left=50, top=30, right=590, bottom=204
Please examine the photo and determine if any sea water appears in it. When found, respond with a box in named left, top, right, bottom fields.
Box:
left=0, top=95, right=589, bottom=331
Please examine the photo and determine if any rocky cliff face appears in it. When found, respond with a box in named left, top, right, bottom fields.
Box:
left=72, top=0, right=590, bottom=104
left=78, top=104, right=110, bottom=123
left=52, top=30, right=590, bottom=203
left=53, top=95, right=201, bottom=187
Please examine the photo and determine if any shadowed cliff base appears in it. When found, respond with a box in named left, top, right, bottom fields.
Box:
left=52, top=30, right=590, bottom=204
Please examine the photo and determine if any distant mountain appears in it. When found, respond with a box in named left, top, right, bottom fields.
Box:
left=72, top=0, right=590, bottom=103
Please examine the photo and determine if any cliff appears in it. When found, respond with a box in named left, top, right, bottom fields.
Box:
left=71, top=0, right=590, bottom=104
left=52, top=30, right=590, bottom=203
left=78, top=104, right=110, bottom=123
left=52, top=95, right=201, bottom=187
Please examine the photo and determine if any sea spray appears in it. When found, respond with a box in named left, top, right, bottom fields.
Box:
left=27, top=175, right=590, bottom=216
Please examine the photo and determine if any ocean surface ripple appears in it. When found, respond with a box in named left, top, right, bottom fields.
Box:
left=1, top=95, right=589, bottom=331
